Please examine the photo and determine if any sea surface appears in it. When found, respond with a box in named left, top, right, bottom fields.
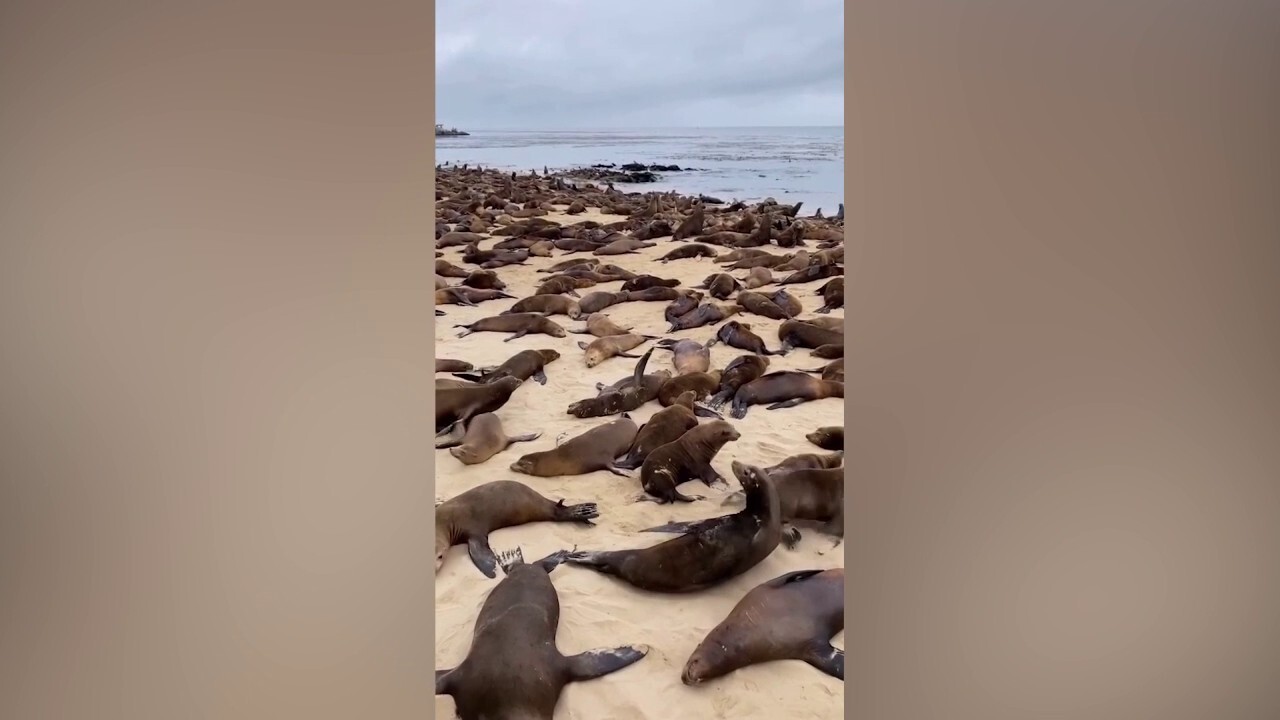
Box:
left=434, top=127, right=844, bottom=215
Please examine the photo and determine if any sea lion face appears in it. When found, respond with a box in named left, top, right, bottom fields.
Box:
left=730, top=460, right=763, bottom=489
left=537, top=349, right=561, bottom=363
left=448, top=445, right=478, bottom=464
left=433, top=527, right=450, bottom=573
left=546, top=323, right=568, bottom=338
left=509, top=457, right=534, bottom=474
left=681, top=639, right=737, bottom=685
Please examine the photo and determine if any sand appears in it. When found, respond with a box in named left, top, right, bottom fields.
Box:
left=434, top=208, right=844, bottom=719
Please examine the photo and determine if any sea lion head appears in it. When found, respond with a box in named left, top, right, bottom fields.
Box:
left=682, top=636, right=739, bottom=685
left=730, top=459, right=765, bottom=490
left=508, top=456, right=535, bottom=474
left=537, top=349, right=562, bottom=363
left=448, top=444, right=480, bottom=465
left=433, top=525, right=451, bottom=573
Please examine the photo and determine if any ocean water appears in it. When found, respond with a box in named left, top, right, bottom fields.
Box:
left=434, top=127, right=844, bottom=216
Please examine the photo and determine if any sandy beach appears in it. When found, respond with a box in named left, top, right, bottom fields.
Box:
left=434, top=202, right=844, bottom=719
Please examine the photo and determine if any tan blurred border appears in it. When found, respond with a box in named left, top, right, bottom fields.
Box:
left=844, top=3, right=1280, bottom=719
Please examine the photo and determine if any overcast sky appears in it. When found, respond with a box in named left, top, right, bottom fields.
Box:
left=436, top=0, right=844, bottom=130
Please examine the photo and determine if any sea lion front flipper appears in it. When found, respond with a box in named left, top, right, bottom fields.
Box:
left=693, top=403, right=723, bottom=419
left=435, top=421, right=466, bottom=448
left=803, top=644, right=844, bottom=680
left=503, top=329, right=530, bottom=342
left=435, top=668, right=455, bottom=695
left=533, top=368, right=548, bottom=384
left=766, top=398, right=805, bottom=411
left=563, top=645, right=649, bottom=682
left=467, top=536, right=499, bottom=578
left=604, top=465, right=633, bottom=478
left=616, top=351, right=641, bottom=358
left=640, top=517, right=723, bottom=535
left=506, top=432, right=542, bottom=446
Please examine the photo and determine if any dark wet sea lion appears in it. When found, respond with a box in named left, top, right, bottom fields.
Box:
left=664, top=291, right=704, bottom=323
left=620, top=275, right=680, bottom=292
left=435, top=287, right=515, bottom=306
left=624, top=286, right=682, bottom=302
left=567, top=312, right=633, bottom=338
left=577, top=290, right=630, bottom=314
left=455, top=313, right=567, bottom=342
left=506, top=294, right=583, bottom=319
left=434, top=482, right=594, bottom=577
left=735, top=290, right=790, bottom=320
left=635, top=420, right=740, bottom=503
left=668, top=302, right=739, bottom=332
left=659, top=243, right=718, bottom=262
left=777, top=319, right=843, bottom=354
left=435, top=549, right=648, bottom=720
left=707, top=320, right=777, bottom=355
left=742, top=266, right=774, bottom=289
left=681, top=568, right=844, bottom=685
left=436, top=259, right=472, bottom=278
left=817, top=276, right=844, bottom=313
left=807, top=426, right=844, bottom=451
left=436, top=359, right=474, bottom=373
left=509, top=415, right=638, bottom=477
left=657, top=371, right=722, bottom=407
left=655, top=338, right=710, bottom=374
left=579, top=333, right=651, bottom=367
left=779, top=264, right=843, bottom=285
left=612, top=391, right=699, bottom=470
left=730, top=371, right=844, bottom=419
left=708, top=354, right=770, bottom=407
left=699, top=272, right=742, bottom=300
left=436, top=375, right=522, bottom=436
left=565, top=459, right=780, bottom=589
left=533, top=276, right=582, bottom=296
left=462, top=269, right=506, bottom=290
left=445, top=413, right=542, bottom=465
left=769, top=289, right=803, bottom=318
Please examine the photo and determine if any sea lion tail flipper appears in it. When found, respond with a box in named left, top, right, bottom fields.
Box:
left=450, top=372, right=484, bottom=382
left=455, top=329, right=473, bottom=338
left=434, top=422, right=466, bottom=448
left=729, top=398, right=749, bottom=420
left=507, top=432, right=542, bottom=445
left=804, top=645, right=844, bottom=681
left=434, top=668, right=456, bottom=696
left=468, top=537, right=500, bottom=578
left=564, top=645, right=650, bottom=682
left=533, top=368, right=548, bottom=384
left=693, top=403, right=723, bottom=419
left=766, top=399, right=805, bottom=411
left=630, top=347, right=654, bottom=385
left=640, top=518, right=715, bottom=534
left=781, top=525, right=803, bottom=550
left=494, top=546, right=524, bottom=574
left=567, top=289, right=581, bottom=297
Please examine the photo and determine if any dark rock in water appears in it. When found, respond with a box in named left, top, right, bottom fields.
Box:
left=620, top=162, right=647, bottom=172
left=621, top=161, right=683, bottom=173
left=651, top=164, right=683, bottom=172
left=698, top=194, right=725, bottom=205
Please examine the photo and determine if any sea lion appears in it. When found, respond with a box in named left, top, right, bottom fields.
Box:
left=807, top=426, right=844, bottom=451
left=655, top=338, right=710, bottom=374
left=659, top=243, right=718, bottom=262
left=593, top=236, right=655, bottom=255
left=779, top=264, right=843, bottom=285
left=802, top=316, right=844, bottom=332
left=668, top=302, right=739, bottom=332
left=816, top=276, right=844, bottom=313
left=435, top=482, right=594, bottom=577
left=763, top=450, right=845, bottom=476
left=696, top=230, right=751, bottom=247
left=436, top=375, right=523, bottom=437
left=620, top=275, right=680, bottom=292
left=435, top=275, right=450, bottom=290
left=436, top=259, right=471, bottom=278
left=435, top=287, right=515, bottom=306
left=529, top=239, right=555, bottom=257
left=434, top=548, right=648, bottom=720
left=708, top=354, right=770, bottom=407
left=715, top=247, right=771, bottom=265
left=505, top=294, right=583, bottom=319
left=811, top=343, right=844, bottom=359
left=735, top=290, right=790, bottom=320
left=769, top=289, right=803, bottom=318
left=657, top=370, right=722, bottom=407
left=437, top=231, right=486, bottom=248
left=452, top=348, right=561, bottom=385
left=509, top=415, right=638, bottom=477
left=444, top=413, right=542, bottom=465
left=624, top=286, right=682, bottom=302
left=722, top=466, right=845, bottom=545
left=567, top=349, right=669, bottom=418
left=672, top=203, right=705, bottom=241
left=564, top=459, right=780, bottom=589
left=533, top=276, right=582, bottom=297
left=774, top=249, right=811, bottom=273
left=777, top=319, right=843, bottom=354
left=681, top=568, right=844, bottom=685
left=462, top=269, right=506, bottom=290
left=539, top=257, right=599, bottom=274
left=742, top=266, right=774, bottom=289
left=612, top=391, right=700, bottom=470
left=726, top=252, right=791, bottom=270
left=579, top=333, right=651, bottom=367
left=803, top=357, right=844, bottom=383
left=664, top=291, right=704, bottom=323
left=730, top=371, right=844, bottom=419
left=577, top=290, right=630, bottom=314
left=567, top=312, right=633, bottom=338
left=436, top=359, right=474, bottom=373
left=455, top=313, right=567, bottom=342
left=634, top=420, right=740, bottom=503
left=699, top=273, right=742, bottom=300
left=707, top=320, right=777, bottom=355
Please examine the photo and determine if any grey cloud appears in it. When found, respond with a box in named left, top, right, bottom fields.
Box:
left=436, top=0, right=844, bottom=129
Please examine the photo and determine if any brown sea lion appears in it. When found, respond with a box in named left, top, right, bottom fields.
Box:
left=730, top=371, right=844, bottom=419
left=434, top=549, right=648, bottom=720
left=708, top=354, right=770, bottom=407
left=779, top=264, right=843, bottom=285
left=803, top=357, right=844, bottom=383
left=435, top=484, right=596, bottom=577
left=566, top=199, right=587, bottom=214
left=579, top=333, right=651, bottom=367
left=634, top=420, right=740, bottom=503
left=735, top=290, right=789, bottom=320
left=811, top=344, right=844, bottom=359
left=769, top=289, right=803, bottom=318
left=436, top=375, right=522, bottom=437
left=564, top=459, right=780, bottom=589
left=807, top=426, right=844, bottom=451
left=533, top=276, right=582, bottom=297
left=620, top=275, right=680, bottom=292
left=509, top=415, right=638, bottom=477
left=438, top=231, right=485, bottom=248
left=721, top=466, right=844, bottom=546
left=543, top=272, right=599, bottom=288
left=672, top=203, right=705, bottom=241
left=707, top=320, right=777, bottom=355
left=435, top=287, right=515, bottom=307
left=566, top=349, right=668, bottom=418
left=742, top=266, right=774, bottom=289
left=667, top=302, right=739, bottom=332
left=763, top=451, right=845, bottom=476
left=593, top=236, right=655, bottom=255
left=455, top=313, right=566, bottom=342
left=529, top=239, right=555, bottom=257
left=664, top=291, right=704, bottom=323
left=699, top=273, right=742, bottom=300
left=802, top=316, right=844, bottom=332
left=435, top=275, right=450, bottom=290
left=715, top=247, right=770, bottom=265
left=774, top=249, right=811, bottom=273
left=567, top=312, right=633, bottom=337
left=624, top=286, right=683, bottom=302
left=461, top=269, right=506, bottom=290
left=655, top=338, right=711, bottom=374
left=612, top=391, right=699, bottom=470
left=777, top=319, right=843, bottom=354
left=505, top=294, right=583, bottom=319
left=577, top=290, right=630, bottom=314
left=696, top=230, right=751, bottom=246
left=816, top=276, right=844, bottom=313
left=538, top=257, right=599, bottom=274
left=451, top=349, right=561, bottom=386
left=657, top=371, right=722, bottom=407
left=436, top=359, right=474, bottom=373
left=659, top=243, right=718, bottom=262
left=681, top=568, right=844, bottom=685
left=443, top=413, right=542, bottom=466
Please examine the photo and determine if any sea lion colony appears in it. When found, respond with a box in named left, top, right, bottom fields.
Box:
left=433, top=165, right=846, bottom=719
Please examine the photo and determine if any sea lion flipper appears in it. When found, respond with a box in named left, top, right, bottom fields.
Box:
left=563, top=645, right=649, bottom=682
left=781, top=525, right=803, bottom=550
left=434, top=668, right=455, bottom=696
left=640, top=518, right=720, bottom=535
left=507, top=432, right=542, bottom=445
left=766, top=398, right=805, bottom=411
left=435, top=422, right=466, bottom=448
left=503, top=329, right=529, bottom=342
left=533, top=368, right=548, bottom=384
left=693, top=403, right=723, bottom=419
left=604, top=465, right=632, bottom=478
left=467, top=536, right=499, bottom=578
left=803, top=645, right=844, bottom=680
